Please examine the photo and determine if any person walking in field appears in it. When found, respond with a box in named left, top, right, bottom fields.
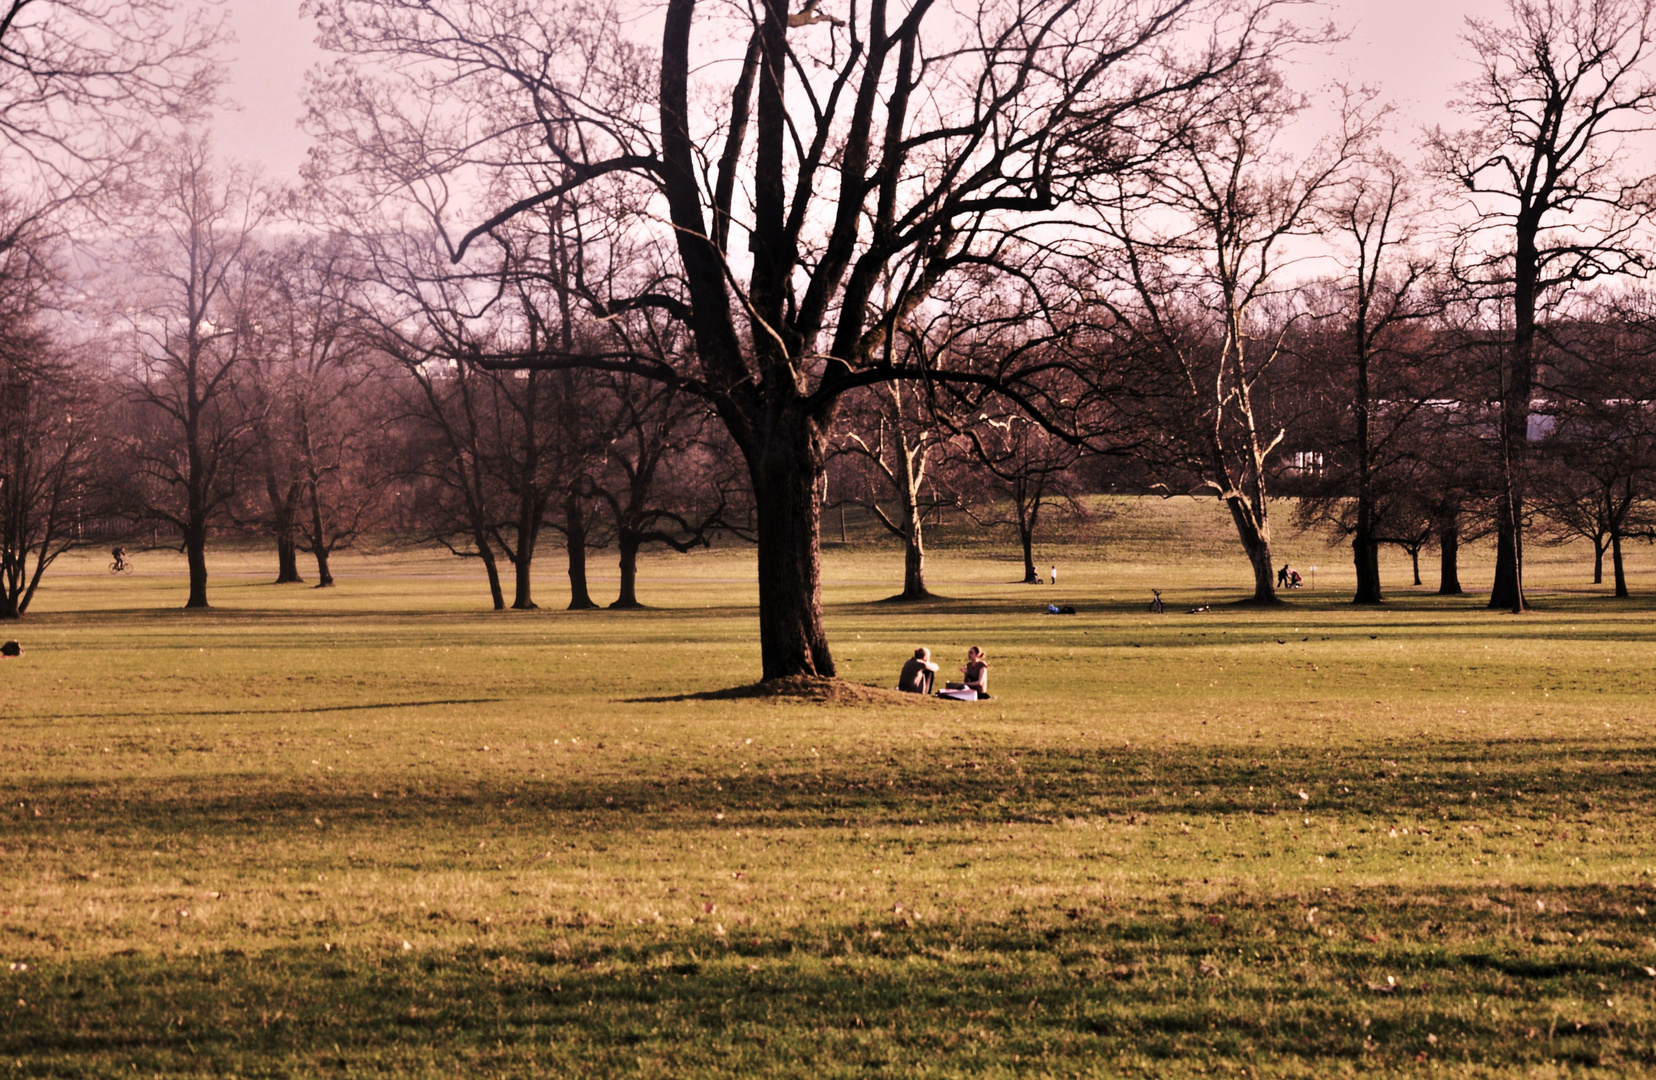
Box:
left=896, top=648, right=939, bottom=694
left=1276, top=564, right=1290, bottom=589
left=1049, top=564, right=1057, bottom=586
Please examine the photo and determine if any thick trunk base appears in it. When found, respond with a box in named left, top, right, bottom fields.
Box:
left=1489, top=510, right=1524, bottom=611
left=274, top=534, right=302, bottom=584
left=752, top=441, right=833, bottom=681
left=1352, top=536, right=1382, bottom=605
left=185, top=528, right=209, bottom=609
left=1438, top=521, right=1463, bottom=595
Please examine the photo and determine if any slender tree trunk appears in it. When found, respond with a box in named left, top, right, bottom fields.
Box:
left=312, top=547, right=334, bottom=588
left=1019, top=523, right=1038, bottom=584
left=1352, top=314, right=1381, bottom=605
left=1593, top=538, right=1605, bottom=584
left=564, top=491, right=597, bottom=610
left=1491, top=233, right=1537, bottom=612
left=1438, top=515, right=1463, bottom=595
left=510, top=516, right=540, bottom=610
left=1612, top=531, right=1628, bottom=598
left=478, top=538, right=505, bottom=611
left=306, top=482, right=334, bottom=588
left=751, top=432, right=834, bottom=680
left=611, top=530, right=642, bottom=609
left=259, top=423, right=302, bottom=584
left=1490, top=507, right=1521, bottom=608
left=1409, top=546, right=1421, bottom=586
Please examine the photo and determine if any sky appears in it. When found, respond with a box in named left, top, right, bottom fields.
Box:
left=211, top=0, right=1514, bottom=182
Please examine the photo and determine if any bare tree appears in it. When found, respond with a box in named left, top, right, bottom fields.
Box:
left=306, top=0, right=1302, bottom=679
left=1533, top=305, right=1656, bottom=595
left=252, top=236, right=385, bottom=588
left=831, top=379, right=954, bottom=600
left=1097, top=66, right=1370, bottom=603
left=1428, top=0, right=1656, bottom=611
left=959, top=409, right=1083, bottom=584
left=121, top=135, right=267, bottom=609
left=589, top=372, right=730, bottom=609
left=0, top=213, right=98, bottom=618
left=1328, top=160, right=1434, bottom=603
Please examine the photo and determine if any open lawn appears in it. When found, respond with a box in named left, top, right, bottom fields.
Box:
left=5, top=498, right=1656, bottom=1077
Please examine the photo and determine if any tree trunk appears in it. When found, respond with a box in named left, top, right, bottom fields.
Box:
left=751, top=434, right=834, bottom=680
left=261, top=436, right=302, bottom=583
left=306, top=482, right=334, bottom=588
left=1018, top=522, right=1039, bottom=584
left=1612, top=531, right=1628, bottom=598
left=1489, top=507, right=1522, bottom=610
left=275, top=529, right=301, bottom=585
left=510, top=520, right=539, bottom=611
left=564, top=491, right=597, bottom=610
left=1438, top=517, right=1463, bottom=595
left=899, top=523, right=929, bottom=600
left=1491, top=225, right=1537, bottom=612
left=1352, top=311, right=1380, bottom=605
left=611, top=531, right=643, bottom=609
left=1352, top=534, right=1381, bottom=604
left=1410, top=546, right=1421, bottom=586
left=1593, top=539, right=1605, bottom=584
left=479, top=540, right=505, bottom=611
left=1225, top=496, right=1277, bottom=604
left=184, top=515, right=209, bottom=609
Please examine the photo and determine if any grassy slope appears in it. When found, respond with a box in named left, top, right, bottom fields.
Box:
left=3, top=498, right=1656, bottom=1077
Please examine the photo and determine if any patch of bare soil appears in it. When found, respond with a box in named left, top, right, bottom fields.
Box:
left=631, top=676, right=936, bottom=705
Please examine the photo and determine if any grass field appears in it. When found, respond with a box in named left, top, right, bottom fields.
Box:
left=5, top=497, right=1656, bottom=1077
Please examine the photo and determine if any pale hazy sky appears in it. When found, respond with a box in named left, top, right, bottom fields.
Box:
left=211, top=0, right=1512, bottom=181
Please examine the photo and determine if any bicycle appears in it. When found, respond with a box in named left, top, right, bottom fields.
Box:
left=109, top=549, right=132, bottom=574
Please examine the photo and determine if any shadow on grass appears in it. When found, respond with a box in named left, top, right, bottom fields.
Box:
left=9, top=737, right=1653, bottom=835
left=9, top=698, right=507, bottom=723
left=629, top=676, right=936, bottom=706
left=5, top=885, right=1653, bottom=1076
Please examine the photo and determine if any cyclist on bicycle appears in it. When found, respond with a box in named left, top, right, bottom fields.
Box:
left=111, top=546, right=128, bottom=572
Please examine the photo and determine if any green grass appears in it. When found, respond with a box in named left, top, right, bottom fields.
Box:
left=5, top=498, right=1656, bottom=1077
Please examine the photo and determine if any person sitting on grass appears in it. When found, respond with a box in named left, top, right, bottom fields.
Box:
left=896, top=647, right=939, bottom=694
left=957, top=646, right=989, bottom=699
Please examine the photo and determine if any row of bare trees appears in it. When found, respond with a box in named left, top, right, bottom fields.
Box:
left=7, top=0, right=1656, bottom=687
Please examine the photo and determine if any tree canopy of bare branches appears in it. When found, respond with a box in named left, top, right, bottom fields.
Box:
left=305, top=0, right=1306, bottom=678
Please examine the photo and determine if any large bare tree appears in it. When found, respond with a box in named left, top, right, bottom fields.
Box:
left=1096, top=65, right=1370, bottom=603
left=0, top=210, right=97, bottom=619
left=1428, top=0, right=1656, bottom=611
left=307, top=0, right=1299, bottom=678
left=122, top=135, right=267, bottom=609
